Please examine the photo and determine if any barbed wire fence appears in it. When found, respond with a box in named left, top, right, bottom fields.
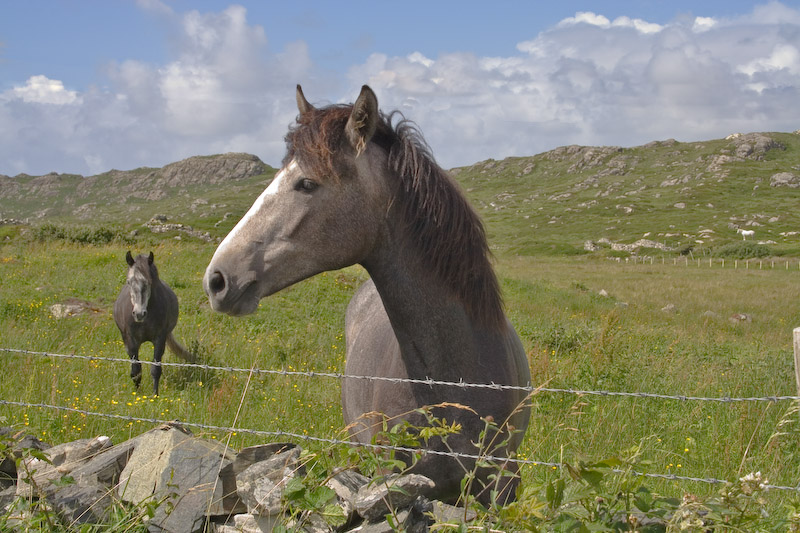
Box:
left=1, top=346, right=799, bottom=493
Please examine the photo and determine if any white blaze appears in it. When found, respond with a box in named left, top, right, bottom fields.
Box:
left=213, top=160, right=297, bottom=257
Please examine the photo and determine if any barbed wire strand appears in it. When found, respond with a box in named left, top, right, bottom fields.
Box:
left=2, top=347, right=798, bottom=403
left=2, top=398, right=797, bottom=493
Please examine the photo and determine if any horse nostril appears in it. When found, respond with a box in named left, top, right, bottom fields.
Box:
left=208, top=270, right=226, bottom=294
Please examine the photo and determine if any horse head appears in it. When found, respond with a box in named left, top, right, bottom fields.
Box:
left=204, top=85, right=389, bottom=316
left=126, top=251, right=154, bottom=322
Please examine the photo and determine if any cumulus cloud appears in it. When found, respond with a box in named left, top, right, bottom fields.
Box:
left=557, top=12, right=664, bottom=34
left=348, top=2, right=800, bottom=167
left=9, top=76, right=80, bottom=105
left=0, top=5, right=312, bottom=176
left=1, top=2, right=799, bottom=176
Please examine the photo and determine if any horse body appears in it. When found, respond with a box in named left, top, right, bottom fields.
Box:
left=114, top=251, right=193, bottom=396
left=204, top=86, right=531, bottom=503
left=343, top=278, right=530, bottom=501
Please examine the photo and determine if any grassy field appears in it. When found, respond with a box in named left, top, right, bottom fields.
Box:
left=0, top=235, right=798, bottom=521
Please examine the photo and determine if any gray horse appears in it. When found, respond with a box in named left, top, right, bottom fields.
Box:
left=113, top=251, right=195, bottom=396
left=203, top=86, right=531, bottom=504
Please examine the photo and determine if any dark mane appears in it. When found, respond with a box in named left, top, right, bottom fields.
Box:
left=285, top=105, right=505, bottom=330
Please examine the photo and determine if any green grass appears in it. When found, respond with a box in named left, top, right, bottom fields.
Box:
left=0, top=238, right=798, bottom=523
left=499, top=255, right=800, bottom=494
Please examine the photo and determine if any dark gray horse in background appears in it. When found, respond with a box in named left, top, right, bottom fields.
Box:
left=113, top=251, right=195, bottom=396
left=202, top=85, right=531, bottom=504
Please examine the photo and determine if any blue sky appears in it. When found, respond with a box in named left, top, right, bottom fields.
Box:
left=1, top=1, right=799, bottom=176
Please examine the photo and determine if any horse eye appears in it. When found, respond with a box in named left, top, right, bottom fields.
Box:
left=295, top=178, right=318, bottom=193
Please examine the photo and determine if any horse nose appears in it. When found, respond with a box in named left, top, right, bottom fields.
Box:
left=134, top=309, right=147, bottom=322
left=205, top=270, right=227, bottom=297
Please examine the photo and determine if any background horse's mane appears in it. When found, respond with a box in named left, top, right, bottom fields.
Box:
left=285, top=104, right=505, bottom=330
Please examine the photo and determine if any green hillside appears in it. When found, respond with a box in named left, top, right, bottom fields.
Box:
left=2, top=132, right=799, bottom=257
left=455, top=131, right=800, bottom=257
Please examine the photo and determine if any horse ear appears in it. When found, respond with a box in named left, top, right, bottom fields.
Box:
left=345, top=85, right=379, bottom=155
left=148, top=252, right=154, bottom=264
left=126, top=251, right=134, bottom=266
left=296, top=85, right=315, bottom=116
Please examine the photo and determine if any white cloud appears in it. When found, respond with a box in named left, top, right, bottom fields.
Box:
left=1, top=3, right=800, bottom=176
left=7, top=75, right=80, bottom=105
left=556, top=11, right=663, bottom=34
left=737, top=44, right=800, bottom=76
left=692, top=16, right=716, bottom=32
left=349, top=3, right=800, bottom=167
left=558, top=12, right=613, bottom=28
left=0, top=5, right=311, bottom=176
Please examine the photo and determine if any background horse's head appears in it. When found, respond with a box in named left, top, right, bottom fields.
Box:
left=204, top=86, right=390, bottom=315
left=126, top=251, right=156, bottom=322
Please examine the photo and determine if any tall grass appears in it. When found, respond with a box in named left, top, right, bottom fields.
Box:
left=0, top=239, right=798, bottom=524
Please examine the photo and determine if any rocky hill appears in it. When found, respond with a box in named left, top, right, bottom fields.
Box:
left=2, top=132, right=799, bottom=256
left=453, top=131, right=800, bottom=256
left=0, top=153, right=269, bottom=221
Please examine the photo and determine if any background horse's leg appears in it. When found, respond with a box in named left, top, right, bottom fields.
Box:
left=151, top=336, right=166, bottom=396
left=127, top=343, right=142, bottom=389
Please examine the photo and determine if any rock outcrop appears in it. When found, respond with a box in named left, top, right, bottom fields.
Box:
left=770, top=172, right=800, bottom=188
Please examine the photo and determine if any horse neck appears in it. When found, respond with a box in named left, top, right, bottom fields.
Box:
left=363, top=244, right=488, bottom=380
left=147, top=264, right=160, bottom=283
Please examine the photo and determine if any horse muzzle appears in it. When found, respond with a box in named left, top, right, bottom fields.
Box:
left=203, top=267, right=260, bottom=316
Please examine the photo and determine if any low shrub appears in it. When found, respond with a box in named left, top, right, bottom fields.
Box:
left=31, top=224, right=134, bottom=246
left=713, top=241, right=771, bottom=259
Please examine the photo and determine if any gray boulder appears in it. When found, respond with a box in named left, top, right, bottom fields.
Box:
left=236, top=447, right=302, bottom=516
left=215, top=513, right=281, bottom=532
left=770, top=172, right=800, bottom=188
left=47, top=436, right=113, bottom=472
left=117, top=424, right=240, bottom=533
left=430, top=500, right=478, bottom=524
left=70, top=436, right=139, bottom=487
left=354, top=474, right=435, bottom=522
left=346, top=511, right=410, bottom=533
left=228, top=443, right=298, bottom=477
left=17, top=436, right=112, bottom=498
left=45, top=481, right=113, bottom=525
left=327, top=469, right=370, bottom=520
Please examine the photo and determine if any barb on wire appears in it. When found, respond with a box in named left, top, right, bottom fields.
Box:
left=0, top=398, right=797, bottom=493
left=2, top=347, right=798, bottom=403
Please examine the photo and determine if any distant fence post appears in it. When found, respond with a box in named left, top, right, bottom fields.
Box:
left=794, top=328, right=800, bottom=396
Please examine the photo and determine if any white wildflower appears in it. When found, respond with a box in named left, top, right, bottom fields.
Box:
left=739, top=471, right=768, bottom=495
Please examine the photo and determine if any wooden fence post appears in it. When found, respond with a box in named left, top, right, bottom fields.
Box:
left=794, top=328, right=800, bottom=396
